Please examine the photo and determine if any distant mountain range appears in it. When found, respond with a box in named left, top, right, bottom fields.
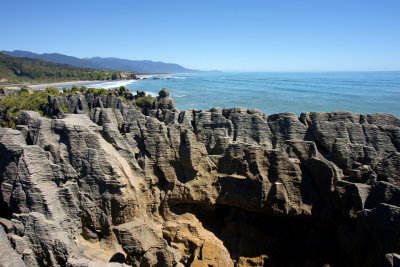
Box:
left=1, top=50, right=198, bottom=74
left=0, top=52, right=136, bottom=83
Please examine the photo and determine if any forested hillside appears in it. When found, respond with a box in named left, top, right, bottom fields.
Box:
left=2, top=50, right=197, bottom=74
left=0, top=53, right=135, bottom=83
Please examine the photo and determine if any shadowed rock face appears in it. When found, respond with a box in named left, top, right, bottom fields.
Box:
left=0, top=89, right=399, bottom=267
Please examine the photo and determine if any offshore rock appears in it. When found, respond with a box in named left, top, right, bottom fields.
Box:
left=0, top=89, right=399, bottom=266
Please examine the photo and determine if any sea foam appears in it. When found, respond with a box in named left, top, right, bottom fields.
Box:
left=122, top=72, right=400, bottom=117
left=86, top=80, right=137, bottom=89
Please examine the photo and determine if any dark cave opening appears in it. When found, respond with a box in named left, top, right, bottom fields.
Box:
left=170, top=203, right=351, bottom=267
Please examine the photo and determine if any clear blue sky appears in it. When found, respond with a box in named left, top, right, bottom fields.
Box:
left=2, top=0, right=400, bottom=71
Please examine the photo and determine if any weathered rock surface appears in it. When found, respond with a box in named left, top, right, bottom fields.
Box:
left=0, top=89, right=399, bottom=266
left=113, top=219, right=181, bottom=266
left=0, top=226, right=27, bottom=267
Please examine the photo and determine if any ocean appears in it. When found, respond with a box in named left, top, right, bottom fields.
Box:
left=78, top=71, right=400, bottom=117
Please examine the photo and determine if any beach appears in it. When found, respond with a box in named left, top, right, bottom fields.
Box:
left=28, top=80, right=101, bottom=90
left=24, top=74, right=168, bottom=90
left=28, top=79, right=142, bottom=90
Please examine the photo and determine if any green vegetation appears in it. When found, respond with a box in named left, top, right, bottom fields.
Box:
left=62, top=85, right=109, bottom=96
left=94, top=88, right=110, bottom=96
left=0, top=85, right=139, bottom=127
left=59, top=101, right=68, bottom=113
left=45, top=87, right=61, bottom=95
left=0, top=53, right=135, bottom=84
left=0, top=85, right=165, bottom=128
left=136, top=94, right=153, bottom=106
left=0, top=90, right=51, bottom=128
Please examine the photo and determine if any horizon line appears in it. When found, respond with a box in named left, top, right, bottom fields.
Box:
left=202, top=69, right=400, bottom=73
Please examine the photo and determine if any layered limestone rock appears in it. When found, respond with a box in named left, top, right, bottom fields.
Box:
left=0, top=88, right=399, bottom=266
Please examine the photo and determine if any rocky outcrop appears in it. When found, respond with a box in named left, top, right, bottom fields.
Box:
left=0, top=89, right=399, bottom=266
left=112, top=72, right=137, bottom=80
left=41, top=87, right=175, bottom=119
left=113, top=219, right=181, bottom=266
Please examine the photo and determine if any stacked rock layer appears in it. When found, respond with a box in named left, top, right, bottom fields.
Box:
left=0, top=89, right=399, bottom=266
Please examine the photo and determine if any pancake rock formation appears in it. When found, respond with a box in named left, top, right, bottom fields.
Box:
left=0, top=88, right=399, bottom=267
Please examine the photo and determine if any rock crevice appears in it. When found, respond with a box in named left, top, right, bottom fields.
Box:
left=0, top=89, right=399, bottom=266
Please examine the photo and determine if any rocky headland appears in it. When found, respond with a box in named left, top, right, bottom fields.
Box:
left=0, top=88, right=399, bottom=267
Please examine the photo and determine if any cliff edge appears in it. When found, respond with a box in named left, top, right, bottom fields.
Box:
left=0, top=88, right=399, bottom=267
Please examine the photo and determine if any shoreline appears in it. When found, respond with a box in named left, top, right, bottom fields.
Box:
left=3, top=73, right=178, bottom=90
left=25, top=74, right=160, bottom=90
left=28, top=80, right=101, bottom=90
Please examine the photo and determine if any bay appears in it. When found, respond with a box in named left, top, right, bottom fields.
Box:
left=79, top=71, right=400, bottom=117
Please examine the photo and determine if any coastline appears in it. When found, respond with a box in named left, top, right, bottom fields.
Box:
left=24, top=74, right=165, bottom=90
left=28, top=80, right=101, bottom=90
left=25, top=74, right=159, bottom=90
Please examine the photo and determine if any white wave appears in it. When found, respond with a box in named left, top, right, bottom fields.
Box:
left=137, top=75, right=155, bottom=79
left=173, top=94, right=187, bottom=98
left=86, top=80, right=136, bottom=89
left=137, top=74, right=185, bottom=80
left=146, top=91, right=158, bottom=97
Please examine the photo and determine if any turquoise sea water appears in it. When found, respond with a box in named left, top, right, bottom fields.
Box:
left=81, top=72, right=400, bottom=117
